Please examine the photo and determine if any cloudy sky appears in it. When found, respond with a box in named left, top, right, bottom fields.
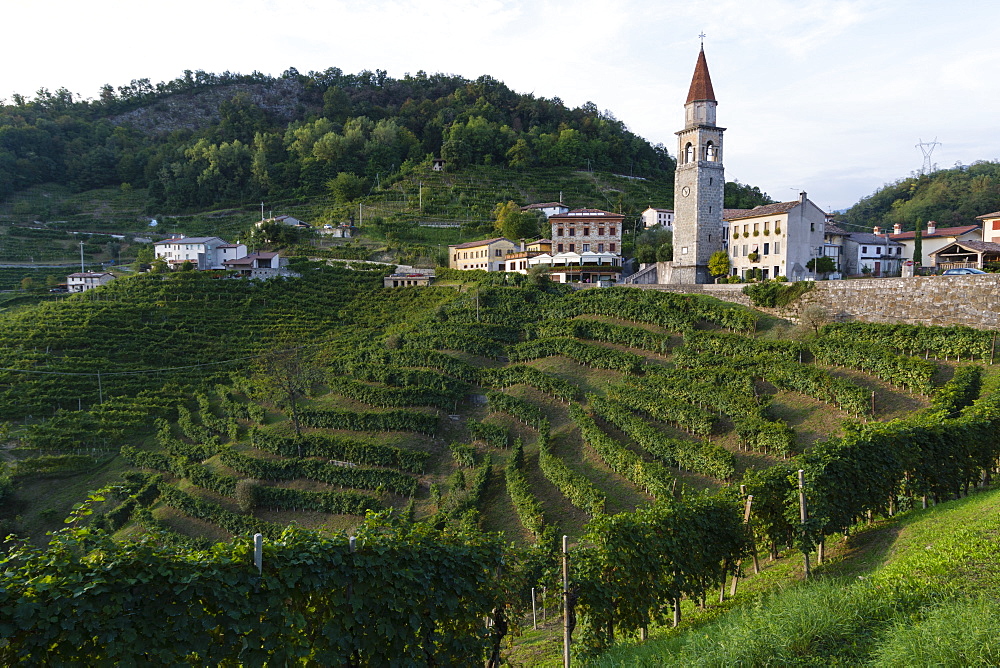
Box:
left=5, top=0, right=999, bottom=211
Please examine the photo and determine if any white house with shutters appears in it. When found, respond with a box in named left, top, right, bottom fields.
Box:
left=153, top=236, right=247, bottom=270
left=641, top=207, right=674, bottom=229
left=724, top=192, right=827, bottom=281
left=67, top=272, right=115, bottom=293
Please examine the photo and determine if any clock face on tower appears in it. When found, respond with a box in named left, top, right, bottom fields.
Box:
left=681, top=186, right=691, bottom=197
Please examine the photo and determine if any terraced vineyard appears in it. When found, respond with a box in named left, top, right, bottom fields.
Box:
left=3, top=266, right=1000, bottom=663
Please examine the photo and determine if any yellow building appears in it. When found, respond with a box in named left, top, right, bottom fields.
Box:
left=501, top=239, right=553, bottom=273
left=448, top=237, right=518, bottom=271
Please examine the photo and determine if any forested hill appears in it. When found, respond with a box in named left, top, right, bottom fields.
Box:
left=842, top=160, right=1000, bottom=232
left=0, top=68, right=675, bottom=212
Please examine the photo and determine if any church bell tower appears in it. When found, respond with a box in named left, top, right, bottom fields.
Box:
left=672, top=46, right=725, bottom=284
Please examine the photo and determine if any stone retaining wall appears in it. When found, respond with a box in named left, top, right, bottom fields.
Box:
left=630, top=275, right=1000, bottom=330
left=794, top=275, right=1000, bottom=329
left=630, top=282, right=753, bottom=307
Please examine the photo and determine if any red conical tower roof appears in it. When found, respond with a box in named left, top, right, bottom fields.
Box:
left=685, top=47, right=716, bottom=104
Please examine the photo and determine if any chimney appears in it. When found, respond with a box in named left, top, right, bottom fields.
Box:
left=799, top=191, right=807, bottom=204
left=893, top=223, right=902, bottom=235
left=873, top=226, right=881, bottom=235
left=520, top=239, right=526, bottom=252
left=927, top=221, right=937, bottom=235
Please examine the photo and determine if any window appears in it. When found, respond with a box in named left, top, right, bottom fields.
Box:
left=598, top=227, right=605, bottom=235
left=994, top=220, right=1000, bottom=230
left=685, top=142, right=694, bottom=163
left=569, top=244, right=575, bottom=252
left=810, top=222, right=815, bottom=232
left=583, top=227, right=590, bottom=236
left=706, top=141, right=716, bottom=161
left=557, top=244, right=564, bottom=252
left=754, top=223, right=759, bottom=234
left=896, top=247, right=901, bottom=254
left=743, top=245, right=748, bottom=256
left=495, top=249, right=502, bottom=256
left=862, top=246, right=868, bottom=253
left=569, top=228, right=575, bottom=236
left=610, top=226, right=617, bottom=235
left=557, top=228, right=564, bottom=236
left=774, top=242, right=780, bottom=254
left=764, top=222, right=769, bottom=233
left=763, top=243, right=770, bottom=255
left=609, top=243, right=616, bottom=252
left=582, top=243, right=590, bottom=252
left=743, top=225, right=749, bottom=235
left=774, top=265, right=780, bottom=276
left=598, top=243, right=604, bottom=252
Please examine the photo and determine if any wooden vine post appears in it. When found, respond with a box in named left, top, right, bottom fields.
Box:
left=798, top=469, right=810, bottom=579
left=730, top=492, right=756, bottom=597
left=562, top=535, right=571, bottom=668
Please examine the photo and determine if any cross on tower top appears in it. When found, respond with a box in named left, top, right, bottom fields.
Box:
left=699, top=32, right=706, bottom=47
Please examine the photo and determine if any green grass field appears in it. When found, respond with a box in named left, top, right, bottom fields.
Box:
left=584, top=485, right=1000, bottom=666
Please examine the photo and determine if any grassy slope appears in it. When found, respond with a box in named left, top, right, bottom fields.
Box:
left=589, top=485, right=1000, bottom=667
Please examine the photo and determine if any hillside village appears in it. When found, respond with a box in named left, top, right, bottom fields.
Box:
left=57, top=46, right=997, bottom=294
left=7, top=47, right=1000, bottom=668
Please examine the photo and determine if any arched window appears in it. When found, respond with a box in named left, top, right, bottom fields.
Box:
left=706, top=141, right=716, bottom=161
left=684, top=143, right=694, bottom=163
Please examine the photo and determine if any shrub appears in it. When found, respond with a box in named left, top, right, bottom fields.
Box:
left=743, top=280, right=813, bottom=308
left=234, top=478, right=259, bottom=514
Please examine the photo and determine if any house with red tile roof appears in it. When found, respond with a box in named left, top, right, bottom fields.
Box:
left=723, top=192, right=827, bottom=280
left=887, top=221, right=981, bottom=268
left=447, top=237, right=518, bottom=271
left=549, top=209, right=624, bottom=258
left=975, top=211, right=1000, bottom=244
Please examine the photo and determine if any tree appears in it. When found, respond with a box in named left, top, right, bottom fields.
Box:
left=914, top=220, right=923, bottom=267
left=634, top=226, right=672, bottom=263
left=492, top=201, right=538, bottom=240
left=526, top=264, right=550, bottom=287
left=326, top=171, right=366, bottom=204
left=798, top=305, right=831, bottom=336
left=635, top=244, right=656, bottom=264
left=806, top=256, right=836, bottom=276
left=252, top=220, right=307, bottom=248
left=708, top=250, right=730, bottom=279
left=132, top=245, right=154, bottom=272
left=234, top=478, right=259, bottom=513
left=20, top=276, right=36, bottom=291
left=256, top=345, right=321, bottom=448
